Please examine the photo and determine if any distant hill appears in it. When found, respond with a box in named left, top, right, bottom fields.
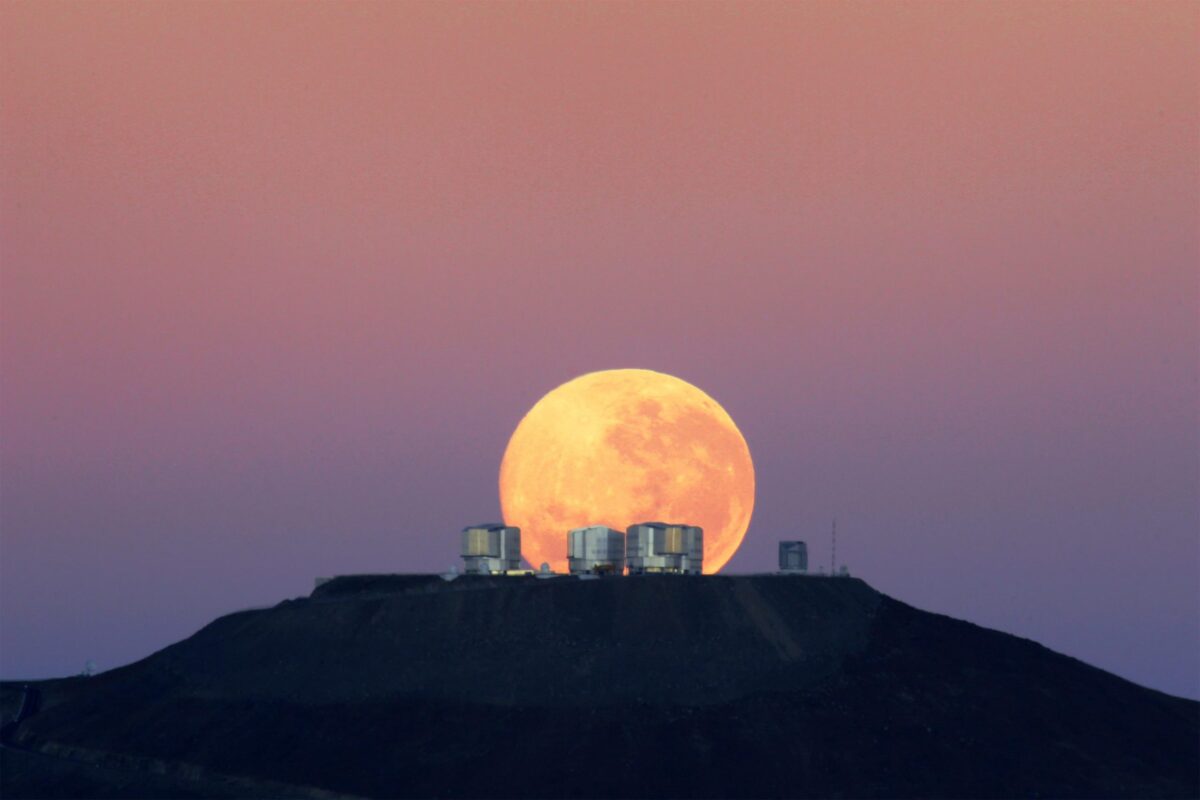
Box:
left=3, top=574, right=1197, bottom=798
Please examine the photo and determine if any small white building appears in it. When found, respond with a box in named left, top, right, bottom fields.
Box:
left=460, top=523, right=521, bottom=574
left=567, top=526, right=626, bottom=575
left=626, top=522, right=703, bottom=575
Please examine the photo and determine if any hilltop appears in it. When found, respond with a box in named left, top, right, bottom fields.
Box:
left=3, top=574, right=1197, bottom=798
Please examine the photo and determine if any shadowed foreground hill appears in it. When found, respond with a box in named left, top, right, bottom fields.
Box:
left=3, top=575, right=1197, bottom=799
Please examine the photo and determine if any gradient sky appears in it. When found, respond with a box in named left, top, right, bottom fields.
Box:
left=2, top=1, right=1197, bottom=699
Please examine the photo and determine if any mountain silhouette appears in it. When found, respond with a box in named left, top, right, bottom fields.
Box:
left=3, top=574, right=1197, bottom=798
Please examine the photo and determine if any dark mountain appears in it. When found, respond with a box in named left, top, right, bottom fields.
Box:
left=3, top=574, right=1197, bottom=798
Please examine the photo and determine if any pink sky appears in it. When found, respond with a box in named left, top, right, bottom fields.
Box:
left=2, top=1, right=1197, bottom=698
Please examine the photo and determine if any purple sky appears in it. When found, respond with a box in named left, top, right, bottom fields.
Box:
left=2, top=1, right=1197, bottom=699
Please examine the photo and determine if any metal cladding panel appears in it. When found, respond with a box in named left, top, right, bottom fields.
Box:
left=629, top=523, right=669, bottom=556
left=625, top=525, right=650, bottom=557
left=568, top=526, right=625, bottom=573
left=591, top=535, right=624, bottom=560
left=656, top=526, right=687, bottom=555
left=499, top=527, right=521, bottom=561
left=462, top=528, right=499, bottom=557
left=687, top=526, right=703, bottom=561
left=779, top=541, right=807, bottom=571
left=627, top=522, right=702, bottom=572
left=568, top=526, right=623, bottom=557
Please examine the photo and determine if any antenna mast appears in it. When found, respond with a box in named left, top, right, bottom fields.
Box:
left=830, top=519, right=837, bottom=574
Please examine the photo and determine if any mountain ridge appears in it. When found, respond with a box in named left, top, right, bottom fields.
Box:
left=3, top=574, right=1197, bottom=798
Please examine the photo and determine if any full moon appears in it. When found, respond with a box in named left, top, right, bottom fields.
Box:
left=499, top=369, right=755, bottom=574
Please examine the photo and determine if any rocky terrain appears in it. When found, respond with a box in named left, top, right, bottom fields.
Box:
left=3, top=574, right=1197, bottom=798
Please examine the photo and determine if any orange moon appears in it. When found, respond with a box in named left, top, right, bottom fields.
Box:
left=499, top=369, right=755, bottom=574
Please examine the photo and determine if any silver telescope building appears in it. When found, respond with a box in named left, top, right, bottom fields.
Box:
left=626, top=522, right=703, bottom=574
left=778, top=540, right=808, bottom=573
left=567, top=526, right=626, bottom=575
left=460, top=523, right=521, bottom=574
